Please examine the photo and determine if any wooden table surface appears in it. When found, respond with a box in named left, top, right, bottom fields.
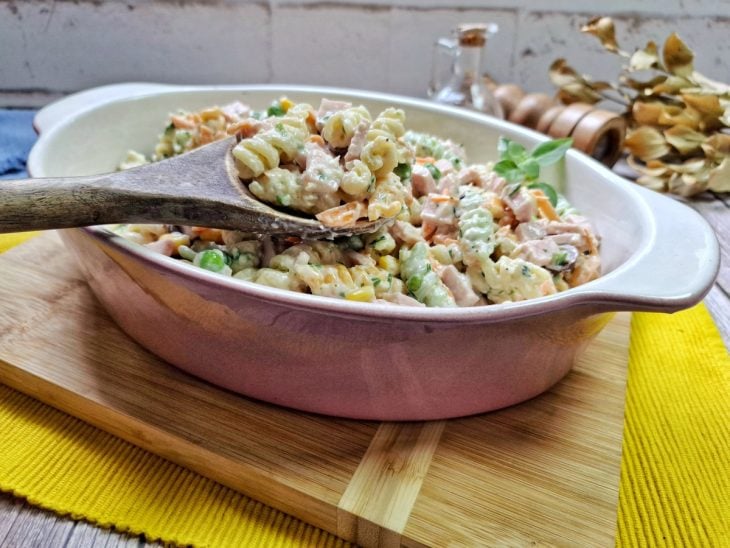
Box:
left=1, top=195, right=727, bottom=547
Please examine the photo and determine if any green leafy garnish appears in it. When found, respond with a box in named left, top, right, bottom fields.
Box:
left=531, top=137, right=575, bottom=167
left=495, top=137, right=573, bottom=183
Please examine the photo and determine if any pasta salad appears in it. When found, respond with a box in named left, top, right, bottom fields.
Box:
left=113, top=97, right=601, bottom=307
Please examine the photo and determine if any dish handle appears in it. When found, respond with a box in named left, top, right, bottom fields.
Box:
left=582, top=184, right=720, bottom=313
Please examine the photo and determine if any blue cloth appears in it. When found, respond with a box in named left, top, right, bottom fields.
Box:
left=0, top=110, right=37, bottom=179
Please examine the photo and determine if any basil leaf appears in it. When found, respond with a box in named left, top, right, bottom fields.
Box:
left=493, top=159, right=523, bottom=182
left=519, top=157, right=540, bottom=181
left=530, top=138, right=573, bottom=166
left=527, top=182, right=559, bottom=207
left=507, top=140, right=528, bottom=164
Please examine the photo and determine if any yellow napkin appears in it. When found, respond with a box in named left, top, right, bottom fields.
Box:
left=0, top=232, right=728, bottom=546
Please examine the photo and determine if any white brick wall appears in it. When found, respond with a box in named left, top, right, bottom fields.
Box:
left=1, top=0, right=728, bottom=106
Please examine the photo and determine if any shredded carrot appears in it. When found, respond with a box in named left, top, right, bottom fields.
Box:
left=428, top=194, right=454, bottom=204
left=416, top=156, right=437, bottom=165
left=307, top=134, right=326, bottom=146
left=422, top=220, right=437, bottom=242
left=531, top=189, right=560, bottom=221
left=316, top=201, right=367, bottom=227
left=192, top=227, right=224, bottom=243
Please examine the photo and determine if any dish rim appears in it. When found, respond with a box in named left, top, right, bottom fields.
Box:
left=29, top=84, right=720, bottom=322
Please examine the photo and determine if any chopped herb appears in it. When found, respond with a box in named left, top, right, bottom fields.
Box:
left=371, top=277, right=381, bottom=287
left=275, top=122, right=286, bottom=133
left=407, top=275, right=423, bottom=293
left=425, top=163, right=442, bottom=180
left=521, top=265, right=531, bottom=277
left=267, top=103, right=286, bottom=117
left=276, top=194, right=291, bottom=206
left=506, top=182, right=522, bottom=196
left=552, top=251, right=569, bottom=266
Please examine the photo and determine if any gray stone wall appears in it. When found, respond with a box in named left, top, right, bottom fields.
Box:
left=1, top=0, right=728, bottom=106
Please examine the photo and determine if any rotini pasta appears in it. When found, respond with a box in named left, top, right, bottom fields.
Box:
left=321, top=105, right=372, bottom=149
left=114, top=96, right=601, bottom=308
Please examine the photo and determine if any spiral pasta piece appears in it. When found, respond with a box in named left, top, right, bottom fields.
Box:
left=360, top=108, right=406, bottom=177
left=232, top=109, right=313, bottom=179
left=321, top=105, right=372, bottom=149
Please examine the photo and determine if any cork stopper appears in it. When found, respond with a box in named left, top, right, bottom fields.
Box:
left=456, top=23, right=497, bottom=47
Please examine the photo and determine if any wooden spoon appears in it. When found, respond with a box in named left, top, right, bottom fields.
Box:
left=0, top=136, right=386, bottom=239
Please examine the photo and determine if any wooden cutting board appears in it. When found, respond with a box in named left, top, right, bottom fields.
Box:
left=0, top=233, right=629, bottom=547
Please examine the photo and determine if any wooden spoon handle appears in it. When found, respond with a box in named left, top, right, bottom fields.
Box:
left=0, top=175, right=156, bottom=233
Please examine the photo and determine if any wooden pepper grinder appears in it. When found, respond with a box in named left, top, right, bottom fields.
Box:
left=488, top=82, right=626, bottom=167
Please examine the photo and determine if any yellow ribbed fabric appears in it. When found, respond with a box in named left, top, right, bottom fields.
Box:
left=617, top=305, right=730, bottom=547
left=0, top=233, right=728, bottom=546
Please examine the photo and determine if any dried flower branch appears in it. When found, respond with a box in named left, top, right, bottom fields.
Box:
left=549, top=16, right=730, bottom=197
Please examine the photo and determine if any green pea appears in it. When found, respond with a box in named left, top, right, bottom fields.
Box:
left=198, top=249, right=227, bottom=273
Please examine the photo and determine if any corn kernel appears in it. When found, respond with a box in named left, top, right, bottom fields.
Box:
left=279, top=97, right=294, bottom=112
left=378, top=255, right=399, bottom=275
left=345, top=286, right=375, bottom=302
left=160, top=232, right=191, bottom=252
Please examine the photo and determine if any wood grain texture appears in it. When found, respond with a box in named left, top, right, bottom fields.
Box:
left=0, top=136, right=384, bottom=238
left=338, top=422, right=445, bottom=547
left=0, top=232, right=631, bottom=546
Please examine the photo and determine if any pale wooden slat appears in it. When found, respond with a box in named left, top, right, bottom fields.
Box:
left=0, top=233, right=632, bottom=546
left=338, top=421, right=445, bottom=547
left=403, top=313, right=630, bottom=547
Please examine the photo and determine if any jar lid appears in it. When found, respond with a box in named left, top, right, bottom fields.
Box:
left=457, top=23, right=498, bottom=47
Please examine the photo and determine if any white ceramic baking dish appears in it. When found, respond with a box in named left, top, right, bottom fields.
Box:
left=26, top=84, right=719, bottom=420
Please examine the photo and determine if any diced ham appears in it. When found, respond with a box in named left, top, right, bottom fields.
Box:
left=456, top=166, right=492, bottom=188
left=421, top=194, right=457, bottom=227
left=344, top=121, right=370, bottom=165
left=301, top=141, right=343, bottom=194
left=546, top=233, right=584, bottom=248
left=411, top=164, right=437, bottom=197
left=482, top=173, right=507, bottom=194
left=515, top=219, right=548, bottom=242
left=434, top=159, right=454, bottom=177
left=389, top=220, right=424, bottom=246
left=438, top=264, right=482, bottom=307
left=345, top=250, right=376, bottom=266
left=511, top=238, right=561, bottom=267
left=436, top=173, right=460, bottom=194
left=144, top=238, right=175, bottom=257
left=376, top=294, right=426, bottom=307
left=221, top=101, right=251, bottom=122
left=504, top=187, right=537, bottom=222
